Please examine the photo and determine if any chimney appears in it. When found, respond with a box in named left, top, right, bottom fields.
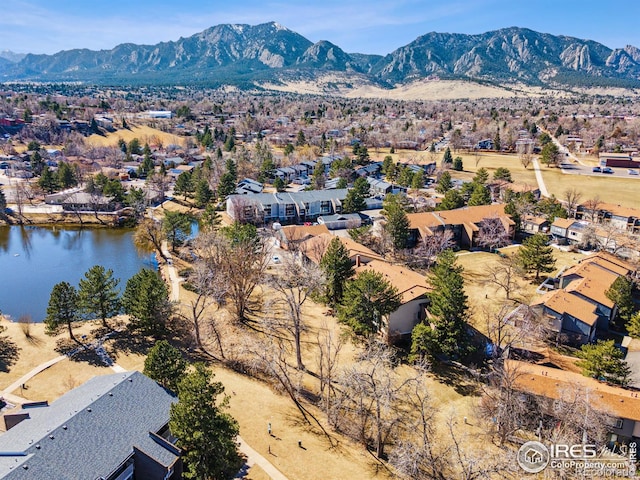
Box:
left=355, top=255, right=361, bottom=267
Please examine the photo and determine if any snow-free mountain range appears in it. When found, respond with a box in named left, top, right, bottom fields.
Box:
left=2, top=22, right=640, bottom=89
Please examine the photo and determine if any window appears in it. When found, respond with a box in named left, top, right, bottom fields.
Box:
left=614, top=419, right=624, bottom=429
left=263, top=204, right=272, bottom=217
left=285, top=204, right=295, bottom=217
left=320, top=200, right=331, bottom=214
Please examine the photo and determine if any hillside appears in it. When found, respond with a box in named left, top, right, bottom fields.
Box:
left=1, top=23, right=640, bottom=90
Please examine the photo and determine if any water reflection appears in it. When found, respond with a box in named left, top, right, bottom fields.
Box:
left=0, top=225, right=155, bottom=322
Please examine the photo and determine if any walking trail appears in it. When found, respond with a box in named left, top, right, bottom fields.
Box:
left=0, top=248, right=286, bottom=479
left=532, top=158, right=550, bottom=197
left=161, top=240, right=181, bottom=302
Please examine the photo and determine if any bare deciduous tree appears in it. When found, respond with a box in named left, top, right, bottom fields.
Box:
left=179, top=261, right=228, bottom=358
left=518, top=142, right=533, bottom=169
left=268, top=256, right=324, bottom=370
left=333, top=342, right=411, bottom=458
left=196, top=228, right=269, bottom=322
left=563, top=187, right=582, bottom=219
left=477, top=216, right=511, bottom=252
left=583, top=196, right=603, bottom=222
left=133, top=218, right=167, bottom=262
left=410, top=230, right=455, bottom=269
left=482, top=254, right=521, bottom=301
left=315, top=322, right=343, bottom=420
left=479, top=362, right=540, bottom=446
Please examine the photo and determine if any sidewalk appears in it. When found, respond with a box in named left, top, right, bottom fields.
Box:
left=236, top=436, right=290, bottom=480
left=532, top=158, right=550, bottom=197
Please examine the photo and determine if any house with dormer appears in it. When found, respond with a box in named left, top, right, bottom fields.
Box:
left=407, top=204, right=515, bottom=249
left=532, top=252, right=636, bottom=344
left=0, top=371, right=182, bottom=480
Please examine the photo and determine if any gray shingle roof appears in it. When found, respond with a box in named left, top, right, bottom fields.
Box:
left=0, top=371, right=178, bottom=480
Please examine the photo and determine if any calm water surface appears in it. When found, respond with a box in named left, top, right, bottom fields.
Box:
left=0, top=226, right=156, bottom=322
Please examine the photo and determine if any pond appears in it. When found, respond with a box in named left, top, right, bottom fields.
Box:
left=0, top=225, right=157, bottom=322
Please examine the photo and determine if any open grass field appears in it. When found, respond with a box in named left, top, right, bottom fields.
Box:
left=539, top=166, right=640, bottom=208
left=451, top=152, right=538, bottom=186
left=86, top=125, right=187, bottom=149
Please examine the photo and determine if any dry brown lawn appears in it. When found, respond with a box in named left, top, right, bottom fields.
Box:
left=17, top=359, right=111, bottom=403
left=456, top=246, right=586, bottom=333
left=539, top=166, right=640, bottom=208
left=86, top=125, right=186, bottom=149
left=0, top=320, right=101, bottom=390
left=0, top=238, right=519, bottom=480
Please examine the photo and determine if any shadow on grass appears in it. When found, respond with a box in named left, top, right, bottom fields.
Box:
left=0, top=336, right=20, bottom=373
left=430, top=362, right=482, bottom=397
left=105, top=330, right=156, bottom=357
left=54, top=338, right=105, bottom=367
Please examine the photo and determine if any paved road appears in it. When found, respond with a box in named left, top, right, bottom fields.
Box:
left=539, top=127, right=585, bottom=166
left=560, top=163, right=640, bottom=179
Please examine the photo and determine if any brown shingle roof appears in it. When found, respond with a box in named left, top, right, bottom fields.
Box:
left=299, top=234, right=384, bottom=265
left=506, top=360, right=640, bottom=421
left=523, top=215, right=549, bottom=226
left=280, top=224, right=330, bottom=245
left=354, top=260, right=431, bottom=303
left=551, top=218, right=575, bottom=229
left=564, top=265, right=617, bottom=308
left=580, top=201, right=640, bottom=219
left=407, top=204, right=514, bottom=231
left=542, top=289, right=599, bottom=326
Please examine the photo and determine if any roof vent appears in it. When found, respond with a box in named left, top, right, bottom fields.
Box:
left=22, top=465, right=28, bottom=470
left=62, top=425, right=67, bottom=430
left=49, top=435, right=54, bottom=440
left=35, top=445, right=40, bottom=450
left=109, top=393, right=113, bottom=396
left=87, top=408, right=92, bottom=412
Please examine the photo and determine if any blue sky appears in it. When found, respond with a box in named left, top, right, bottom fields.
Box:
left=2, top=0, right=640, bottom=55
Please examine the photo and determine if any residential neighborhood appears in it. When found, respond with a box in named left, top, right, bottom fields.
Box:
left=1, top=32, right=640, bottom=479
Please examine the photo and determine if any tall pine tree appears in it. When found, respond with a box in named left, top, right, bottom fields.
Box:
left=320, top=237, right=354, bottom=306
left=517, top=233, right=555, bottom=279
left=411, top=250, right=471, bottom=360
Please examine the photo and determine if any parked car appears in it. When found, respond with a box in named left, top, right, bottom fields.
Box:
left=628, top=169, right=639, bottom=175
left=602, top=167, right=614, bottom=174
left=272, top=255, right=281, bottom=264
left=592, top=166, right=601, bottom=173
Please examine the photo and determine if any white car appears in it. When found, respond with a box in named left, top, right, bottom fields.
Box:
left=272, top=255, right=281, bottom=264
left=628, top=169, right=638, bottom=175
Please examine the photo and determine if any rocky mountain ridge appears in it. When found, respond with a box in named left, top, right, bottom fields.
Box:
left=1, top=22, right=639, bottom=89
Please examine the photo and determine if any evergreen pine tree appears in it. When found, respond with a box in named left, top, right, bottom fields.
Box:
left=412, top=250, right=471, bottom=360
left=320, top=237, right=354, bottom=306
left=442, top=147, right=453, bottom=167
left=517, top=233, right=556, bottom=279
left=467, top=183, right=491, bottom=206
